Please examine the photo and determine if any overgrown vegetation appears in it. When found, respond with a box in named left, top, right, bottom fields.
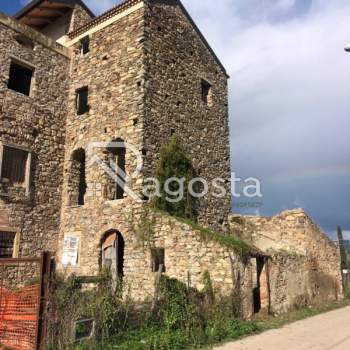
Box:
left=46, top=270, right=130, bottom=348
left=47, top=270, right=350, bottom=350
left=337, top=226, right=348, bottom=270
left=126, top=207, right=156, bottom=249
left=153, top=207, right=254, bottom=258
left=47, top=271, right=259, bottom=350
left=345, top=282, right=350, bottom=300
left=153, top=136, right=197, bottom=220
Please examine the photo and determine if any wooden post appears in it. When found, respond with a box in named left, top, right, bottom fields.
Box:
left=35, top=252, right=52, bottom=350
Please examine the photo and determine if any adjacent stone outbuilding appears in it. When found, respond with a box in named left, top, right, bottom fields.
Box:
left=230, top=209, right=343, bottom=314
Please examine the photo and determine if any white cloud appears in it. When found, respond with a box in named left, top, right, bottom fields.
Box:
left=181, top=0, right=350, bottom=232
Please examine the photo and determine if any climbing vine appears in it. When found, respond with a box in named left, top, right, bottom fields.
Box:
left=126, top=206, right=156, bottom=249
left=153, top=136, right=197, bottom=220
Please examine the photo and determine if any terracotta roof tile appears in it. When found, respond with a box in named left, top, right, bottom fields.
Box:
left=68, top=0, right=143, bottom=39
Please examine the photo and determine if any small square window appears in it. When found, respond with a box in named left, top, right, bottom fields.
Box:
left=76, top=87, right=89, bottom=115
left=8, top=61, right=34, bottom=96
left=80, top=36, right=90, bottom=55
left=1, top=146, right=29, bottom=186
left=15, top=34, right=34, bottom=50
left=151, top=248, right=165, bottom=273
left=74, top=318, right=95, bottom=342
left=0, top=231, right=16, bottom=258
left=201, top=79, right=213, bottom=107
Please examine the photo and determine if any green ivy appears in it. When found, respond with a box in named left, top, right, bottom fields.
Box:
left=153, top=136, right=197, bottom=220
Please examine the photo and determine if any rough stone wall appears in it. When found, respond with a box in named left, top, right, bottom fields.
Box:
left=57, top=6, right=146, bottom=273
left=144, top=213, right=254, bottom=319
left=57, top=0, right=235, bottom=309
left=59, top=208, right=254, bottom=318
left=69, top=4, right=94, bottom=33
left=0, top=261, right=40, bottom=289
left=229, top=209, right=343, bottom=314
left=143, top=0, right=231, bottom=231
left=0, top=20, right=70, bottom=256
left=267, top=252, right=340, bottom=314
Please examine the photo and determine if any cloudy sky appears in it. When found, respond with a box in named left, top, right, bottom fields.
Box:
left=2, top=0, right=350, bottom=238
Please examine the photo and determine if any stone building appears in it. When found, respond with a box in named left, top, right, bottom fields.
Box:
left=230, top=209, right=343, bottom=314
left=0, top=0, right=343, bottom=318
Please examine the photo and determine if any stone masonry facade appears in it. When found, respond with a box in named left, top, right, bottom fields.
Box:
left=0, top=0, right=344, bottom=319
left=0, top=12, right=70, bottom=257
left=230, top=209, right=343, bottom=314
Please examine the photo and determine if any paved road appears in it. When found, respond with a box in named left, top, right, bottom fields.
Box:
left=215, top=306, right=350, bottom=350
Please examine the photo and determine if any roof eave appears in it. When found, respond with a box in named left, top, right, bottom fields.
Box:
left=14, top=0, right=95, bottom=21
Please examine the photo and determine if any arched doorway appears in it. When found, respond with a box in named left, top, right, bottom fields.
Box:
left=101, top=231, right=125, bottom=280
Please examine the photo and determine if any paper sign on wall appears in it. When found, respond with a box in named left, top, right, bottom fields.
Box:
left=62, top=234, right=79, bottom=266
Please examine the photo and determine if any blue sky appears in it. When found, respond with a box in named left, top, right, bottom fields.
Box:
left=2, top=0, right=350, bottom=239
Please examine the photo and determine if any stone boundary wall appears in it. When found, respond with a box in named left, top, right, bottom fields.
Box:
left=150, top=213, right=253, bottom=318
left=229, top=209, right=343, bottom=314
left=58, top=210, right=254, bottom=318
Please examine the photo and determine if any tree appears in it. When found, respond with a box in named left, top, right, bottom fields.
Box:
left=337, top=226, right=348, bottom=270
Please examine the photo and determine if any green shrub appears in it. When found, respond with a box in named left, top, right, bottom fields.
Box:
left=345, top=282, right=350, bottom=299
left=153, top=136, right=197, bottom=220
left=49, top=273, right=261, bottom=350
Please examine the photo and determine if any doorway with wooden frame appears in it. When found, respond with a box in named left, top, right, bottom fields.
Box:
left=101, top=231, right=125, bottom=285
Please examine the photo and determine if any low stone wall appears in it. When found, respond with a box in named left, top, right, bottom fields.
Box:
left=229, top=209, right=343, bottom=314
left=58, top=210, right=255, bottom=319
left=150, top=214, right=254, bottom=318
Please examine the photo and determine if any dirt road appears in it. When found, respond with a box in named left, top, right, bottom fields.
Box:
left=215, top=306, right=350, bottom=350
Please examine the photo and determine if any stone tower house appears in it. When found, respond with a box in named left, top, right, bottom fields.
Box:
left=57, top=0, right=232, bottom=291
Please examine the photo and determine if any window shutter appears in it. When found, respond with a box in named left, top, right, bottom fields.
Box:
left=1, top=146, right=28, bottom=183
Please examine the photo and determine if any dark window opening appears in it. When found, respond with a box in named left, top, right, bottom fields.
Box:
left=15, top=35, right=34, bottom=50
left=201, top=79, right=213, bottom=106
left=69, top=149, right=87, bottom=206
left=151, top=248, right=165, bottom=273
left=1, top=146, right=29, bottom=185
left=0, top=231, right=16, bottom=258
left=80, top=36, right=90, bottom=55
left=8, top=61, right=34, bottom=96
left=253, top=257, right=265, bottom=314
left=76, top=87, right=89, bottom=115
left=74, top=318, right=95, bottom=341
left=106, top=139, right=126, bottom=200
left=32, top=128, right=39, bottom=139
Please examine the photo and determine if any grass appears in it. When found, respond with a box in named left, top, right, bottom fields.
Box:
left=72, top=321, right=261, bottom=350
left=71, top=299, right=350, bottom=350
left=345, top=282, right=350, bottom=299
left=253, top=299, right=350, bottom=332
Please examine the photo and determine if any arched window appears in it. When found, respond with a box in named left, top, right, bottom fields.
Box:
left=101, top=230, right=125, bottom=279
left=69, top=149, right=87, bottom=206
left=105, top=139, right=126, bottom=200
